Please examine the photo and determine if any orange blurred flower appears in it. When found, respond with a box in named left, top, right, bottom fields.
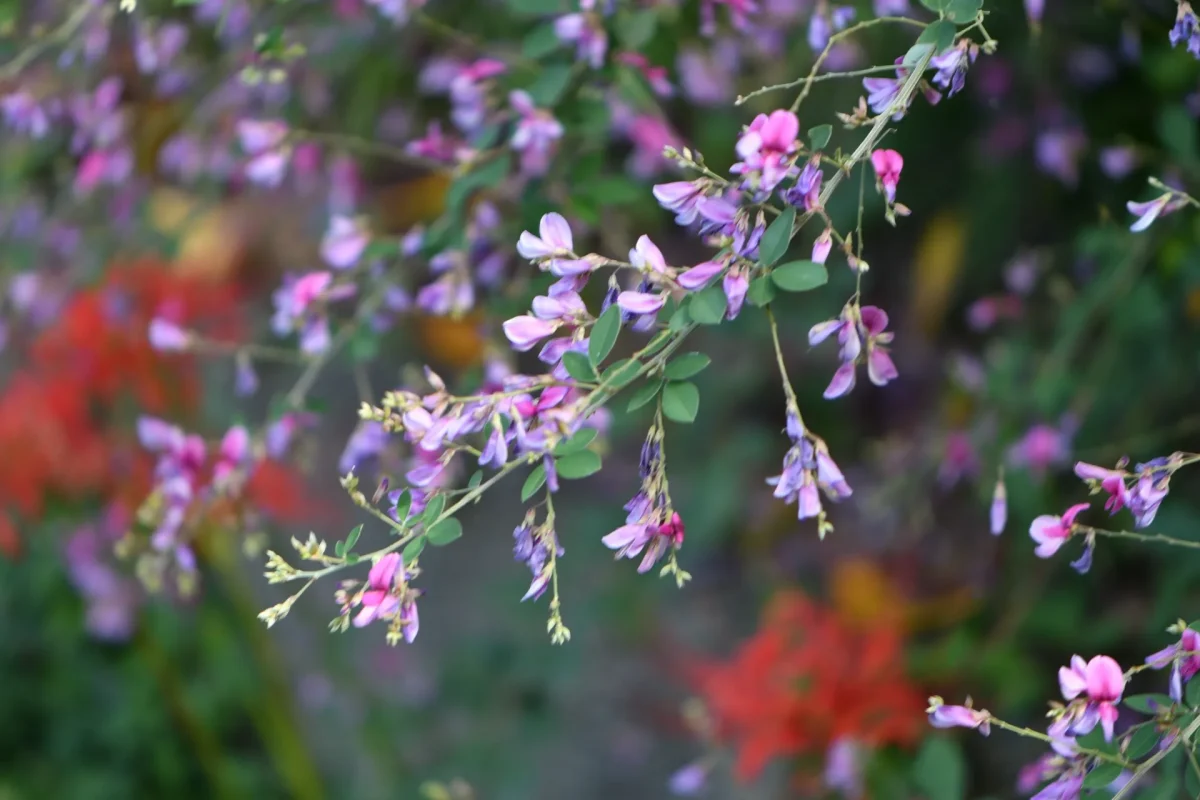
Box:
left=688, top=589, right=923, bottom=783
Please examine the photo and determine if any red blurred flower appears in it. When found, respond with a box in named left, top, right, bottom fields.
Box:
left=688, top=590, right=923, bottom=782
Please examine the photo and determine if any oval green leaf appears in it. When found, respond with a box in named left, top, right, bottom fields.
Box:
left=771, top=260, right=829, bottom=292
left=757, top=207, right=795, bottom=267
left=662, top=381, right=700, bottom=423
left=426, top=518, right=463, bottom=546
left=589, top=305, right=621, bottom=366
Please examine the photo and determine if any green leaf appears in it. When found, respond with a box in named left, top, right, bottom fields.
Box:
left=602, top=358, right=642, bottom=389
left=615, top=8, right=657, bottom=48
left=467, top=470, right=483, bottom=490
left=345, top=524, right=363, bottom=552
left=521, top=23, right=562, bottom=58
left=918, top=0, right=950, bottom=12
left=391, top=489, right=412, bottom=523
left=553, top=428, right=597, bottom=456
left=1124, top=725, right=1162, bottom=760
left=1125, top=694, right=1176, bottom=714
left=426, top=518, right=463, bottom=546
left=562, top=351, right=597, bottom=381
left=1185, top=756, right=1200, bottom=799
left=662, top=381, right=700, bottom=423
left=334, top=540, right=345, bottom=557
left=1159, top=106, right=1199, bottom=166
left=589, top=305, right=621, bottom=366
left=689, top=284, right=728, bottom=325
left=1077, top=727, right=1119, bottom=754
left=626, top=380, right=663, bottom=411
left=808, top=124, right=832, bottom=151
left=912, top=737, right=966, bottom=800
left=771, top=260, right=829, bottom=292
left=664, top=352, right=711, bottom=381
left=521, top=464, right=547, bottom=501
left=944, top=0, right=981, bottom=23
left=757, top=207, right=795, bottom=267
left=1081, top=763, right=1124, bottom=790
left=445, top=154, right=513, bottom=213
left=916, top=19, right=957, bottom=55
left=421, top=493, right=446, bottom=525
left=526, top=64, right=574, bottom=106
left=555, top=450, right=602, bottom=479
left=902, top=42, right=936, bottom=68
left=668, top=299, right=692, bottom=331
left=1187, top=675, right=1200, bottom=708
left=746, top=275, right=777, bottom=307
left=506, top=0, right=564, bottom=16
left=401, top=536, right=426, bottom=564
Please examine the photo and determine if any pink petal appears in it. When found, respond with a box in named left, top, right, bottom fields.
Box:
left=1085, top=656, right=1125, bottom=701
left=677, top=260, right=725, bottom=291
left=859, top=305, right=889, bottom=335
left=538, top=212, right=573, bottom=252
left=1058, top=662, right=1088, bottom=700
left=368, top=553, right=402, bottom=590
left=867, top=347, right=898, bottom=386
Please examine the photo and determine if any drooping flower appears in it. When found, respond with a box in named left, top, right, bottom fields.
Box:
left=990, top=476, right=1007, bottom=535
left=1029, top=503, right=1089, bottom=558
left=1057, top=655, right=1125, bottom=741
left=870, top=149, right=903, bottom=204
left=1146, top=627, right=1200, bottom=703
left=809, top=304, right=897, bottom=399
left=926, top=696, right=991, bottom=735
left=1074, top=462, right=1130, bottom=514
left=354, top=553, right=402, bottom=627
left=1126, top=192, right=1188, bottom=232
left=1170, top=2, right=1200, bottom=57
left=555, top=10, right=608, bottom=69
left=930, top=39, right=979, bottom=97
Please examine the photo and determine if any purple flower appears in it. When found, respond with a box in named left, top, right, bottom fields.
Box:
left=321, top=215, right=370, bottom=269
left=503, top=315, right=560, bottom=351
left=823, top=738, right=863, bottom=798
left=237, top=119, right=291, bottom=186
left=808, top=6, right=854, bottom=51
left=1009, top=422, right=1072, bottom=475
left=629, top=235, right=669, bottom=275
left=510, top=90, right=563, bottom=176
left=1031, top=774, right=1084, bottom=800
left=1171, top=2, right=1200, bottom=57
left=930, top=40, right=978, bottom=97
left=339, top=422, right=389, bottom=475
left=555, top=12, right=608, bottom=68
left=1126, top=192, right=1188, bottom=232
left=1129, top=459, right=1172, bottom=528
left=809, top=304, right=896, bottom=399
left=617, top=291, right=666, bottom=315
left=1029, top=503, right=1089, bottom=558
left=723, top=268, right=749, bottom=320
left=517, top=212, right=575, bottom=263
left=653, top=180, right=707, bottom=225
left=990, top=477, right=1007, bottom=535
left=677, top=259, right=725, bottom=290
left=1146, top=628, right=1200, bottom=703
left=1058, top=655, right=1125, bottom=741
left=811, top=228, right=833, bottom=264
left=730, top=109, right=800, bottom=193
left=784, top=156, right=823, bottom=210
left=148, top=318, right=191, bottom=352
left=449, top=58, right=507, bottom=132
left=668, top=762, right=708, bottom=796
left=926, top=696, right=991, bottom=735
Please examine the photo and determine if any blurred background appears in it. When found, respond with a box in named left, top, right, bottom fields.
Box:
left=4, top=0, right=1200, bottom=797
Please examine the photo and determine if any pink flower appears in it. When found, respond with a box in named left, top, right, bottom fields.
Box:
left=870, top=148, right=903, bottom=203
left=1058, top=655, right=1125, bottom=740
left=677, top=259, right=725, bottom=290
left=148, top=318, right=191, bottom=352
left=1029, top=503, right=1089, bottom=558
left=1009, top=422, right=1072, bottom=474
left=1074, top=461, right=1129, bottom=514
left=354, top=553, right=403, bottom=627
left=731, top=109, right=800, bottom=192
left=321, top=215, right=370, bottom=269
